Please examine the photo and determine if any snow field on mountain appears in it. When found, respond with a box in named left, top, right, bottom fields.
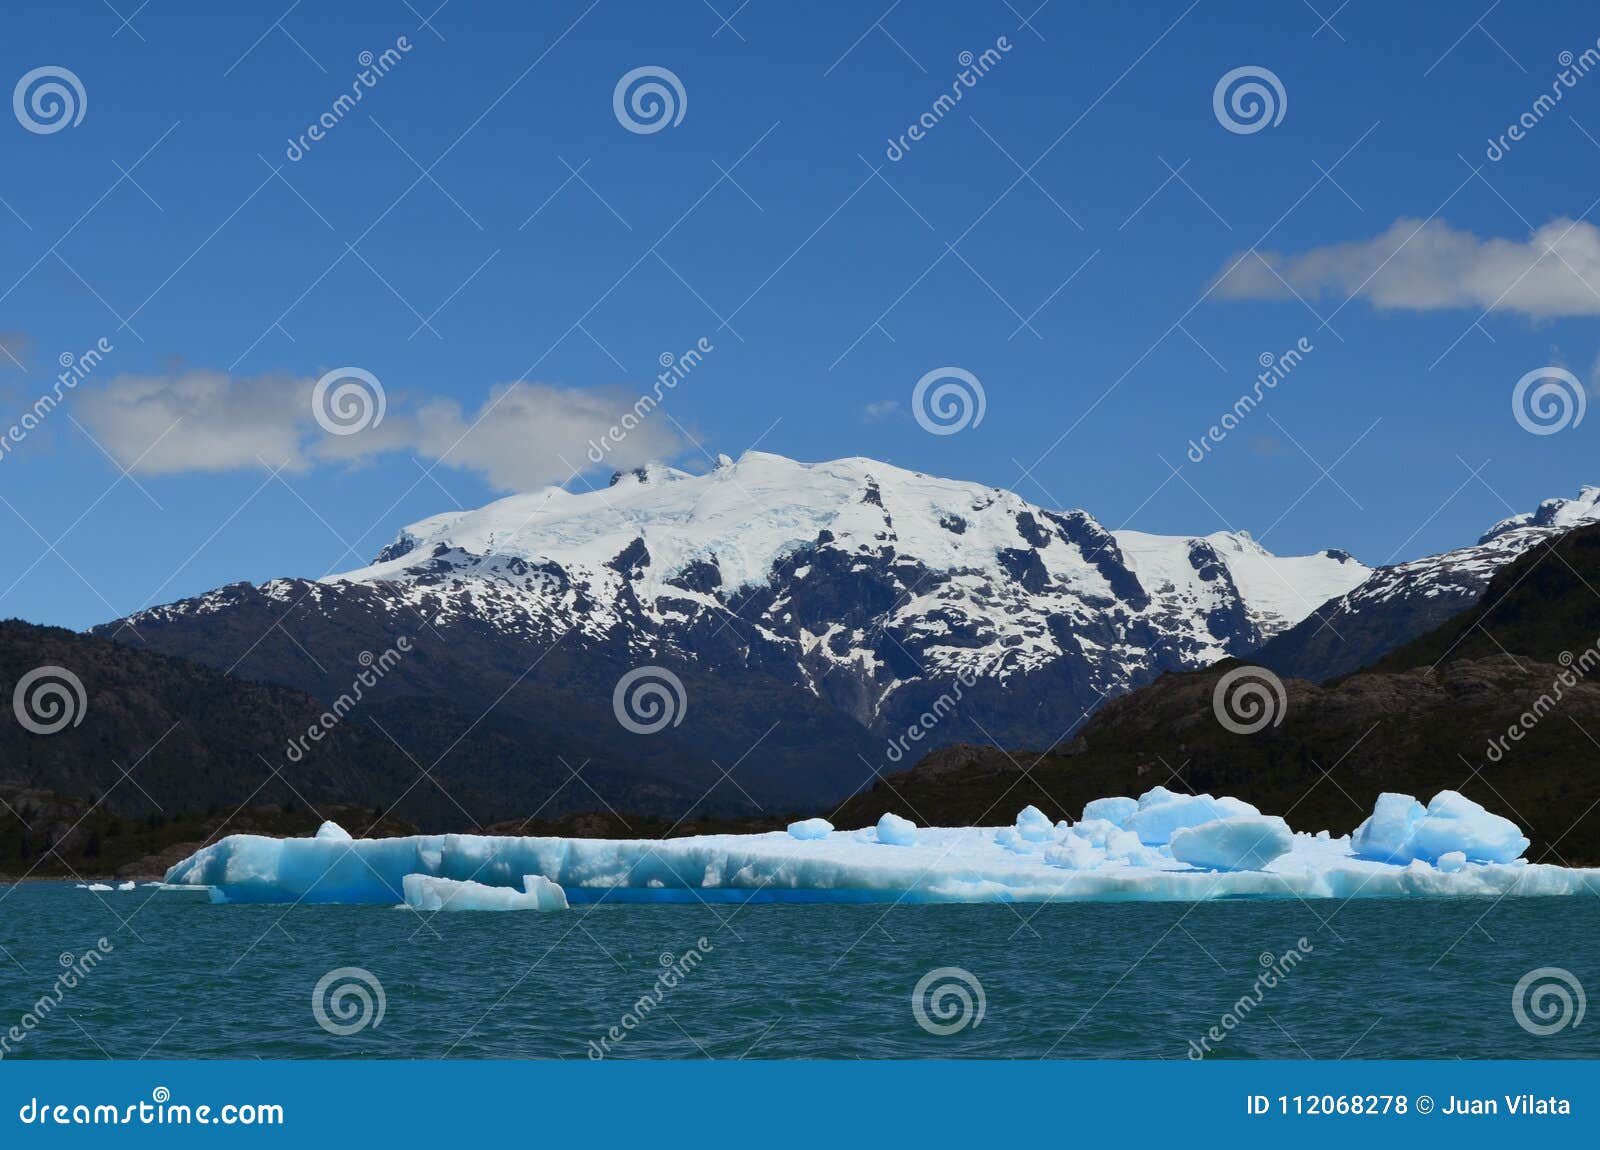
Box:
left=333, top=452, right=1367, bottom=651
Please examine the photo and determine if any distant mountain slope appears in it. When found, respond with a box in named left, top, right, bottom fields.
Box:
left=95, top=452, right=1364, bottom=810
left=1371, top=520, right=1600, bottom=672
left=1251, top=488, right=1600, bottom=681
left=0, top=620, right=415, bottom=819
left=0, top=620, right=701, bottom=830
left=835, top=523, right=1600, bottom=864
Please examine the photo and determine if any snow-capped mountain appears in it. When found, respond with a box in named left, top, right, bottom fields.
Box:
left=101, top=452, right=1367, bottom=813
left=1252, top=487, right=1600, bottom=682
left=1479, top=485, right=1600, bottom=542
left=331, top=451, right=1364, bottom=702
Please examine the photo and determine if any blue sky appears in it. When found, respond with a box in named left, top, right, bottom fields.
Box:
left=3, top=0, right=1600, bottom=630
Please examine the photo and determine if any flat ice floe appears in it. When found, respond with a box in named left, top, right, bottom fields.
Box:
left=158, top=787, right=1600, bottom=907
left=401, top=873, right=568, bottom=912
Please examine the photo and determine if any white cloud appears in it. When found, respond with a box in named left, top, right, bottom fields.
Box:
left=1212, top=218, right=1600, bottom=318
left=77, top=371, right=311, bottom=473
left=862, top=400, right=901, bottom=421
left=404, top=382, right=686, bottom=490
left=75, top=370, right=687, bottom=490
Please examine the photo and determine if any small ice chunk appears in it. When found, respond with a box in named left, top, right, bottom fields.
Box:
left=1437, top=851, right=1467, bottom=873
left=1410, top=791, right=1529, bottom=864
left=1353, top=791, right=1528, bottom=865
left=876, top=812, right=917, bottom=846
left=1137, top=786, right=1181, bottom=809
left=1044, top=835, right=1103, bottom=870
left=521, top=874, right=568, bottom=909
left=80, top=883, right=113, bottom=892
left=401, top=873, right=567, bottom=912
left=1082, top=796, right=1137, bottom=827
left=1169, top=816, right=1293, bottom=871
left=994, top=827, right=1026, bottom=853
left=1015, top=805, right=1054, bottom=842
left=1216, top=798, right=1257, bottom=817
left=1351, top=792, right=1427, bottom=862
left=1104, top=830, right=1160, bottom=867
left=315, top=821, right=354, bottom=842
left=116, top=880, right=136, bottom=891
left=1054, top=819, right=1156, bottom=866
left=1070, top=818, right=1121, bottom=849
left=1128, top=792, right=1261, bottom=845
left=787, top=818, right=833, bottom=841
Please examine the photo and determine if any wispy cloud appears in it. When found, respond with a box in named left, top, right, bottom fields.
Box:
left=75, top=371, right=686, bottom=490
left=1213, top=218, right=1600, bottom=318
left=0, top=330, right=34, bottom=382
left=862, top=400, right=901, bottom=421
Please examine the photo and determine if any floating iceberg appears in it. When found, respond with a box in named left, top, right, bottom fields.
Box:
left=875, top=812, right=917, bottom=846
left=1126, top=787, right=1262, bottom=846
left=160, top=787, right=1600, bottom=906
left=1014, top=805, right=1055, bottom=843
left=787, top=818, right=833, bottom=841
left=315, top=821, right=354, bottom=843
left=1352, top=790, right=1530, bottom=864
left=1169, top=816, right=1293, bottom=871
left=1081, top=796, right=1138, bottom=827
left=401, top=873, right=568, bottom=912
left=1350, top=793, right=1426, bottom=863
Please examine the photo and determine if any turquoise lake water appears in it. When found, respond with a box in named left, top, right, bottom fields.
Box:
left=0, top=883, right=1595, bottom=1059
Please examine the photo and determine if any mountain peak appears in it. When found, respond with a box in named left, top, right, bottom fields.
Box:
left=1477, top=486, right=1600, bottom=544
left=607, top=461, right=691, bottom=488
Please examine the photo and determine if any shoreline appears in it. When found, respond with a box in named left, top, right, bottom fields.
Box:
left=1, top=873, right=164, bottom=884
